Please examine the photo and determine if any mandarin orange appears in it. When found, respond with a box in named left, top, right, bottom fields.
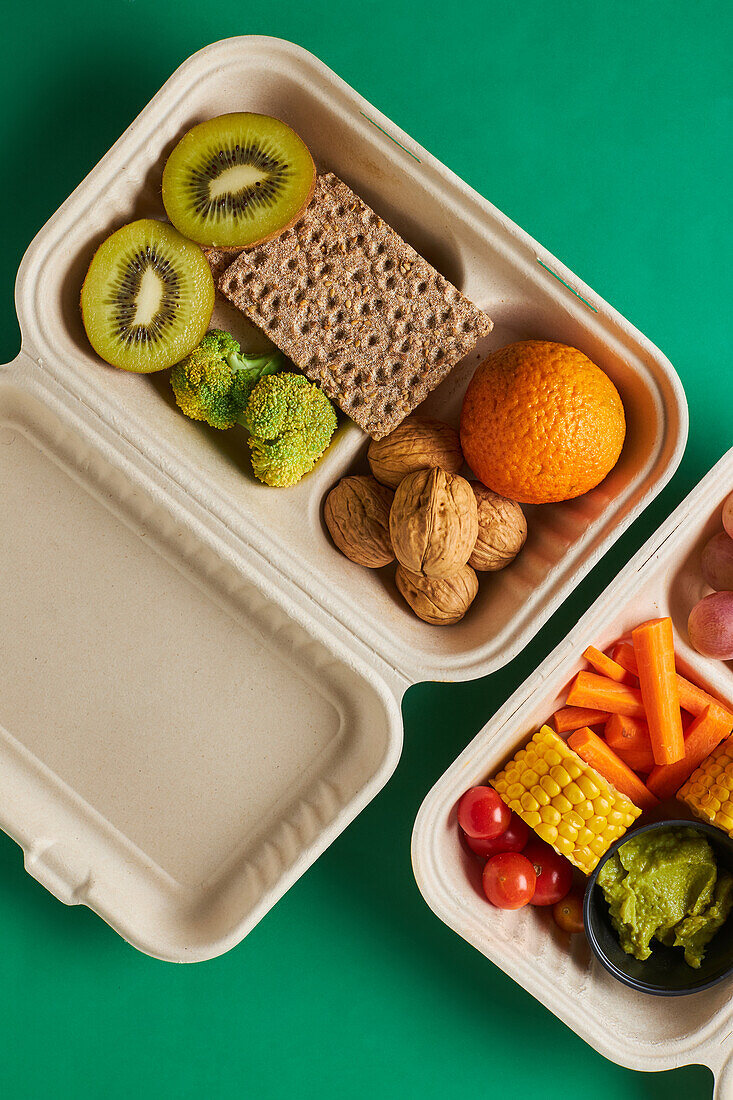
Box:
left=460, top=341, right=625, bottom=504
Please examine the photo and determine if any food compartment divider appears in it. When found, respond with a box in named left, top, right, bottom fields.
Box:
left=412, top=448, right=733, bottom=1093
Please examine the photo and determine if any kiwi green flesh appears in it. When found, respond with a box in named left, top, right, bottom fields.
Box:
left=162, top=113, right=316, bottom=249
left=81, top=220, right=214, bottom=372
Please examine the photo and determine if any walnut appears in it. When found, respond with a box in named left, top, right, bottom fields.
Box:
left=389, top=467, right=478, bottom=578
left=368, top=416, right=464, bottom=489
left=396, top=564, right=479, bottom=625
left=468, top=483, right=527, bottom=571
left=324, top=475, right=395, bottom=568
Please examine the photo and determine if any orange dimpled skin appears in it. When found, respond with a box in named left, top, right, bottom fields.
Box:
left=460, top=341, right=626, bottom=504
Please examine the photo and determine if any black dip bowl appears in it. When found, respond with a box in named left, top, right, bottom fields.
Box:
left=584, top=819, right=733, bottom=996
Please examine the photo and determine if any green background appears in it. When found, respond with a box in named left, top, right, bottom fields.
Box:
left=0, top=1, right=730, bottom=1096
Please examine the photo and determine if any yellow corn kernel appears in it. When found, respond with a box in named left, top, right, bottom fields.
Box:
left=535, top=823, right=558, bottom=845
left=680, top=738, right=733, bottom=838
left=550, top=765, right=570, bottom=787
left=520, top=791, right=539, bottom=813
left=491, top=725, right=641, bottom=873
left=540, top=805, right=561, bottom=827
left=552, top=793, right=574, bottom=815
left=563, top=782, right=585, bottom=806
left=578, top=775, right=600, bottom=799
left=540, top=775, right=561, bottom=799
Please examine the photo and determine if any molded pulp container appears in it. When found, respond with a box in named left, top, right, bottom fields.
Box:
left=413, top=449, right=733, bottom=1096
left=0, top=37, right=686, bottom=962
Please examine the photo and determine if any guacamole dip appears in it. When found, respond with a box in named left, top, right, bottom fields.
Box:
left=597, top=828, right=733, bottom=969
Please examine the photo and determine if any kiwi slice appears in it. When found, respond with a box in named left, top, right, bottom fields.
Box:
left=161, top=113, right=316, bottom=249
left=81, top=219, right=214, bottom=372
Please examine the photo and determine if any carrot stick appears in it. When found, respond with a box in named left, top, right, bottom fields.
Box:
left=632, top=618, right=684, bottom=765
left=647, top=704, right=733, bottom=799
left=677, top=675, right=733, bottom=720
left=583, top=646, right=634, bottom=684
left=566, top=671, right=646, bottom=719
left=552, top=705, right=610, bottom=733
left=611, top=643, right=639, bottom=677
left=613, top=746, right=654, bottom=775
left=612, top=641, right=733, bottom=722
left=568, top=728, right=658, bottom=811
left=604, top=714, right=655, bottom=772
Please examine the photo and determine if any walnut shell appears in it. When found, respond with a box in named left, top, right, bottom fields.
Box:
left=469, top=483, right=527, bottom=571
left=324, top=475, right=395, bottom=568
left=389, top=467, right=479, bottom=578
left=396, top=564, right=479, bottom=625
left=368, top=416, right=464, bottom=489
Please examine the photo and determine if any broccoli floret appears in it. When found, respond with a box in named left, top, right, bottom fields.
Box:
left=170, top=329, right=283, bottom=429
left=244, top=373, right=338, bottom=487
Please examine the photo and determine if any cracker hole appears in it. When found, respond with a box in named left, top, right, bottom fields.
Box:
left=418, top=280, right=428, bottom=293
left=367, top=334, right=378, bottom=348
left=286, top=258, right=298, bottom=271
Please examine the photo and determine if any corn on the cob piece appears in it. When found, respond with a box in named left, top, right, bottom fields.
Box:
left=491, top=725, right=641, bottom=874
left=679, top=736, right=733, bottom=835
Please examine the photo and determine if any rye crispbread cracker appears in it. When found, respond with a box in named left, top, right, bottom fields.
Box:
left=203, top=246, right=242, bottom=280
left=216, top=173, right=492, bottom=439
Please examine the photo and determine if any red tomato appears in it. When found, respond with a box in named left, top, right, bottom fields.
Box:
left=482, top=852, right=536, bottom=909
left=553, top=890, right=585, bottom=934
left=523, top=838, right=574, bottom=906
left=458, top=786, right=511, bottom=839
left=464, top=813, right=530, bottom=858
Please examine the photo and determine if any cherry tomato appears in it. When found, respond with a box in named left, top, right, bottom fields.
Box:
left=523, top=838, right=574, bottom=906
left=464, top=813, right=530, bottom=858
left=482, top=852, right=536, bottom=909
left=553, top=890, right=585, bottom=934
left=458, top=786, right=511, bottom=839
